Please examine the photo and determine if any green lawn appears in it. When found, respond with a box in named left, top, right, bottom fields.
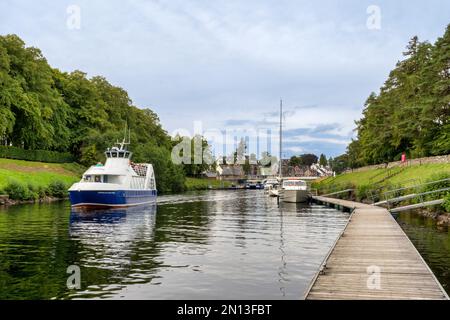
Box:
left=0, top=158, right=85, bottom=190
left=185, top=177, right=231, bottom=190
left=316, top=163, right=450, bottom=194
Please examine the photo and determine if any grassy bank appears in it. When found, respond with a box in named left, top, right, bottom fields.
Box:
left=318, top=163, right=450, bottom=190
left=0, top=158, right=84, bottom=189
left=0, top=158, right=85, bottom=201
left=185, top=177, right=232, bottom=191
left=314, top=163, right=450, bottom=214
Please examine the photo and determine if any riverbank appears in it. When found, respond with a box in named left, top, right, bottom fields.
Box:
left=185, top=177, right=232, bottom=191
left=0, top=158, right=85, bottom=205
left=313, top=162, right=450, bottom=226
left=0, top=158, right=235, bottom=205
left=0, top=158, right=84, bottom=189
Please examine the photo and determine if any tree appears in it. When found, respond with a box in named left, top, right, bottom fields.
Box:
left=319, top=154, right=328, bottom=166
left=0, top=34, right=192, bottom=193
left=344, top=24, right=450, bottom=167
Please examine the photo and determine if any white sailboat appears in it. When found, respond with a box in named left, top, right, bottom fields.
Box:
left=276, top=99, right=309, bottom=203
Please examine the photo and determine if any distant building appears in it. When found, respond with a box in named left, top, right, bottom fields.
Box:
left=202, top=171, right=218, bottom=180
left=217, top=164, right=245, bottom=181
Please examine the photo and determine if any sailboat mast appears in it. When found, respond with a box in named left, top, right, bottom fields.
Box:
left=279, top=99, right=283, bottom=178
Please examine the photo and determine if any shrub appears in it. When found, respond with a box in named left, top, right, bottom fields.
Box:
left=36, top=185, right=47, bottom=199
left=443, top=193, right=450, bottom=213
left=27, top=183, right=39, bottom=201
left=420, top=172, right=450, bottom=201
left=0, top=146, right=74, bottom=163
left=46, top=181, right=67, bottom=198
left=356, top=184, right=371, bottom=202
left=4, top=181, right=31, bottom=200
left=46, top=181, right=68, bottom=198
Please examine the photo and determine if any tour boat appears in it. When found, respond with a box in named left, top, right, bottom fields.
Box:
left=68, top=140, right=157, bottom=209
left=279, top=179, right=309, bottom=203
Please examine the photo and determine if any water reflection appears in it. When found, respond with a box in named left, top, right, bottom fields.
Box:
left=67, top=205, right=158, bottom=299
left=0, top=191, right=350, bottom=299
left=397, top=212, right=450, bottom=295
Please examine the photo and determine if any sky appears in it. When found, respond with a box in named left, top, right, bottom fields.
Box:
left=1, top=0, right=449, bottom=160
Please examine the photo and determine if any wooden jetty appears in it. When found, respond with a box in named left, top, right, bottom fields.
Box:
left=305, top=196, right=449, bottom=300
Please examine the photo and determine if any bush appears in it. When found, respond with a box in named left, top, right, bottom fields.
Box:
left=443, top=193, right=450, bottom=213
left=4, top=181, right=31, bottom=200
left=27, top=183, right=39, bottom=201
left=420, top=172, right=450, bottom=201
left=46, top=181, right=68, bottom=198
left=356, top=184, right=371, bottom=202
left=0, top=146, right=74, bottom=163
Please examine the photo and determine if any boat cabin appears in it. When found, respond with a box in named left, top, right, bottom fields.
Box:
left=105, top=147, right=132, bottom=159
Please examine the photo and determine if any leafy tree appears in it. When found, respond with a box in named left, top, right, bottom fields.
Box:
left=0, top=34, right=200, bottom=193
left=319, top=154, right=328, bottom=166
left=345, top=24, right=450, bottom=167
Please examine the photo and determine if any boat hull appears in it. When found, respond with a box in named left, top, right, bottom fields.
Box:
left=280, top=190, right=309, bottom=203
left=69, top=190, right=157, bottom=208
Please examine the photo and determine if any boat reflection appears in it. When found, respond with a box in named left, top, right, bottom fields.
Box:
left=69, top=204, right=158, bottom=266
left=70, top=204, right=157, bottom=223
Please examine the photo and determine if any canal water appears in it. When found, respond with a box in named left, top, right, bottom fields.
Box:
left=0, top=190, right=348, bottom=299
left=0, top=190, right=448, bottom=299
left=397, top=212, right=450, bottom=295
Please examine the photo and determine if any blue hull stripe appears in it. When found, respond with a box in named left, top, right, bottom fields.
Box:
left=69, top=190, right=157, bottom=207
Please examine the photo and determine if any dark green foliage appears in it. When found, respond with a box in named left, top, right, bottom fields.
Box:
left=4, top=181, right=31, bottom=200
left=46, top=181, right=67, bottom=198
left=289, top=154, right=318, bottom=166
left=0, top=146, right=73, bottom=163
left=355, top=184, right=371, bottom=202
left=339, top=25, right=450, bottom=168
left=4, top=180, right=68, bottom=200
left=0, top=34, right=194, bottom=193
left=443, top=193, right=450, bottom=212
left=419, top=172, right=450, bottom=201
left=319, top=154, right=328, bottom=166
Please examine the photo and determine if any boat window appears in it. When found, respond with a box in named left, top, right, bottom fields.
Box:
left=83, top=175, right=92, bottom=182
left=103, top=175, right=108, bottom=183
left=94, top=175, right=101, bottom=183
left=124, top=152, right=129, bottom=158
left=112, top=152, right=117, bottom=158
left=283, top=180, right=306, bottom=187
left=118, top=151, right=125, bottom=158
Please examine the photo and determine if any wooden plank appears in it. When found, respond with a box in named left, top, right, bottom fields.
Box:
left=305, top=196, right=449, bottom=300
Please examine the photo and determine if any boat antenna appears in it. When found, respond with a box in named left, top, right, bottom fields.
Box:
left=117, top=122, right=130, bottom=150
left=279, top=98, right=283, bottom=179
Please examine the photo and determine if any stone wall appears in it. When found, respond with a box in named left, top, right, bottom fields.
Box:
left=344, top=154, right=450, bottom=173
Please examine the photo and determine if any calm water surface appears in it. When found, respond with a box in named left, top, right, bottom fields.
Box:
left=397, top=212, right=450, bottom=294
left=0, top=190, right=350, bottom=299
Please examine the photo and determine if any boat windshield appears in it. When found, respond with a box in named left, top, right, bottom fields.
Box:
left=283, top=180, right=306, bottom=187
left=83, top=175, right=110, bottom=183
left=105, top=151, right=131, bottom=158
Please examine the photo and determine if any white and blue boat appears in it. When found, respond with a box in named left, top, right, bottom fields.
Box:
left=68, top=139, right=157, bottom=208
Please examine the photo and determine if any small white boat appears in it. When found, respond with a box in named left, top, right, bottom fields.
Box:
left=268, top=187, right=279, bottom=197
left=264, top=178, right=279, bottom=197
left=279, top=179, right=309, bottom=203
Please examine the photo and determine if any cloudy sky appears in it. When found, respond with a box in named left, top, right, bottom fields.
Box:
left=1, top=0, right=449, bottom=159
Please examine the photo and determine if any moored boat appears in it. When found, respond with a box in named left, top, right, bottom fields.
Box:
left=264, top=178, right=279, bottom=197
left=68, top=139, right=157, bottom=209
left=279, top=178, right=309, bottom=203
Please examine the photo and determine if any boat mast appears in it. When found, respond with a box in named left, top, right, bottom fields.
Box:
left=279, top=99, right=283, bottom=179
